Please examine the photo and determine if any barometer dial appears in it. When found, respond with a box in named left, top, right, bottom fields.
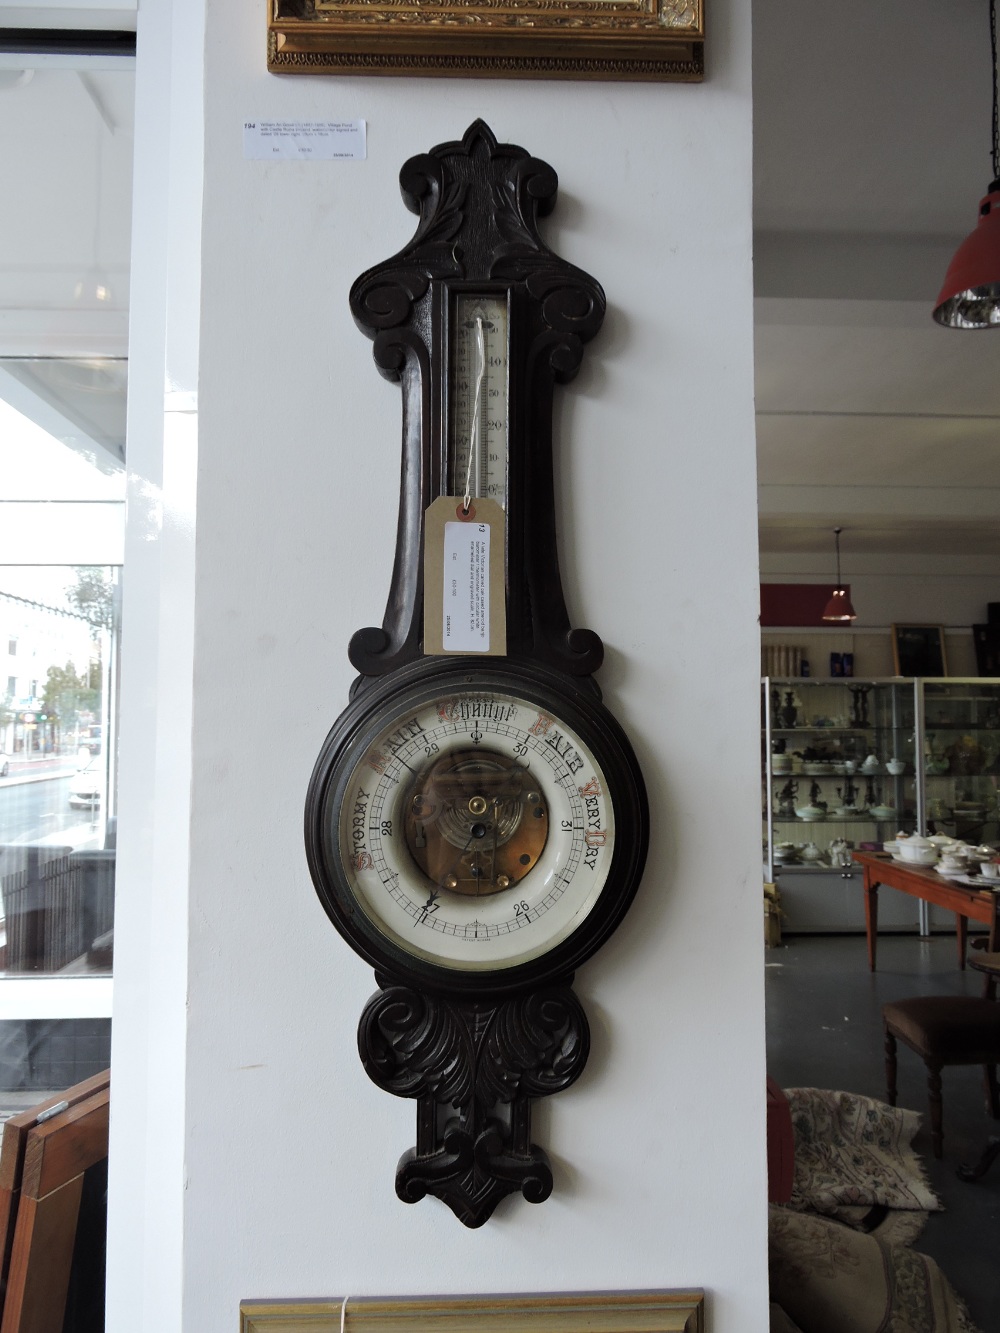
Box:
left=307, top=660, right=644, bottom=993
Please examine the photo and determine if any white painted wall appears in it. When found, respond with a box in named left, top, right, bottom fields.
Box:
left=761, top=550, right=1000, bottom=677
left=109, top=0, right=766, bottom=1328
left=761, top=551, right=1000, bottom=631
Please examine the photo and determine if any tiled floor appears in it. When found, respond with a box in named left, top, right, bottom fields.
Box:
left=766, top=932, right=1000, bottom=1333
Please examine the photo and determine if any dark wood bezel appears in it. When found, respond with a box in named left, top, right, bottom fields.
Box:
left=305, top=656, right=648, bottom=999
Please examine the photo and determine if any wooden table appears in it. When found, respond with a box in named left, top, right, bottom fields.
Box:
left=851, top=851, right=1000, bottom=971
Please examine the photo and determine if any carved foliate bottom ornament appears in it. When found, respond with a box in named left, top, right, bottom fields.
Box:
left=359, top=983, right=590, bottom=1227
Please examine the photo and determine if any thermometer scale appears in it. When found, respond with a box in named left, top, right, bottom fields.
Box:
left=448, top=293, right=509, bottom=507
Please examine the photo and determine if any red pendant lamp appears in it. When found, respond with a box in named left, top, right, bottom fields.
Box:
left=933, top=0, right=1000, bottom=328
left=822, top=527, right=857, bottom=623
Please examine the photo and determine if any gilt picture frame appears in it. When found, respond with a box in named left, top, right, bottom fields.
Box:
left=267, top=0, right=704, bottom=82
left=241, top=1292, right=705, bottom=1333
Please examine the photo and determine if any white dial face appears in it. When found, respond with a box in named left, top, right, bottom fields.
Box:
left=448, top=294, right=508, bottom=508
left=336, top=686, right=614, bottom=972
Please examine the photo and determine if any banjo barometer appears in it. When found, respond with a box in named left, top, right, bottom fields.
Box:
left=305, top=121, right=648, bottom=1228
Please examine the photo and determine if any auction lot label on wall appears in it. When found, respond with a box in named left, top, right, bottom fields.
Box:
left=243, top=120, right=366, bottom=160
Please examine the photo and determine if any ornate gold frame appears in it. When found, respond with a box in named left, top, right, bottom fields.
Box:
left=241, top=1292, right=705, bottom=1333
left=268, top=0, right=704, bottom=81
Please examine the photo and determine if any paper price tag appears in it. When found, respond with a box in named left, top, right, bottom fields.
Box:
left=424, top=497, right=506, bottom=657
left=444, top=520, right=491, bottom=651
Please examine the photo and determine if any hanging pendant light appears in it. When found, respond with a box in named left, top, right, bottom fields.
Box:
left=933, top=0, right=1000, bottom=328
left=822, top=527, right=857, bottom=622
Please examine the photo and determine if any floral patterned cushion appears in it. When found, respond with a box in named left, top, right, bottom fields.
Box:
left=785, top=1087, right=941, bottom=1216
left=770, top=1208, right=979, bottom=1333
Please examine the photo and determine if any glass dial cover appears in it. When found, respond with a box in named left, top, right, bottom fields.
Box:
left=308, top=662, right=645, bottom=991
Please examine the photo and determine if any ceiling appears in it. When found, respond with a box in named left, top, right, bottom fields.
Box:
left=752, top=0, right=1000, bottom=558
left=0, top=62, right=132, bottom=474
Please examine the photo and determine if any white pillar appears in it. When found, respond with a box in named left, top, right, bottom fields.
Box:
left=109, top=1, right=766, bottom=1327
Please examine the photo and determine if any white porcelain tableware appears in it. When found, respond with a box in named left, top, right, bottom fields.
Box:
left=898, top=834, right=939, bottom=867
left=886, top=759, right=906, bottom=775
left=904, top=848, right=941, bottom=866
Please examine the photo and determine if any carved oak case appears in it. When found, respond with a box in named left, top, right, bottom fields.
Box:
left=305, top=122, right=648, bottom=1227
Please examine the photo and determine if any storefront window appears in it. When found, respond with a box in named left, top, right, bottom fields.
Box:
left=0, top=60, right=132, bottom=1107
left=0, top=563, right=119, bottom=979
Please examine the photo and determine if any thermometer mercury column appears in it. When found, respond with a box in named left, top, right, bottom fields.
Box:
left=448, top=294, right=509, bottom=507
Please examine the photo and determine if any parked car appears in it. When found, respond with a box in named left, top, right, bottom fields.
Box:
left=69, top=754, right=105, bottom=808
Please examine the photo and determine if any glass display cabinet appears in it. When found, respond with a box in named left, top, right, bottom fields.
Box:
left=764, top=679, right=918, bottom=876
left=763, top=678, right=920, bottom=932
left=763, top=677, right=1000, bottom=933
left=920, top=680, right=1000, bottom=846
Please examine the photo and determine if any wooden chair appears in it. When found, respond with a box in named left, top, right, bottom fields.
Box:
left=0, top=1072, right=109, bottom=1332
left=957, top=950, right=1000, bottom=1180
left=883, top=995, right=1000, bottom=1159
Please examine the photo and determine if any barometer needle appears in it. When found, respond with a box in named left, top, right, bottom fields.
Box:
left=489, top=801, right=501, bottom=888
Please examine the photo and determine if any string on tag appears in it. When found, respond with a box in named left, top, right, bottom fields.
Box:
left=340, top=1296, right=350, bottom=1333
left=462, top=315, right=486, bottom=515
